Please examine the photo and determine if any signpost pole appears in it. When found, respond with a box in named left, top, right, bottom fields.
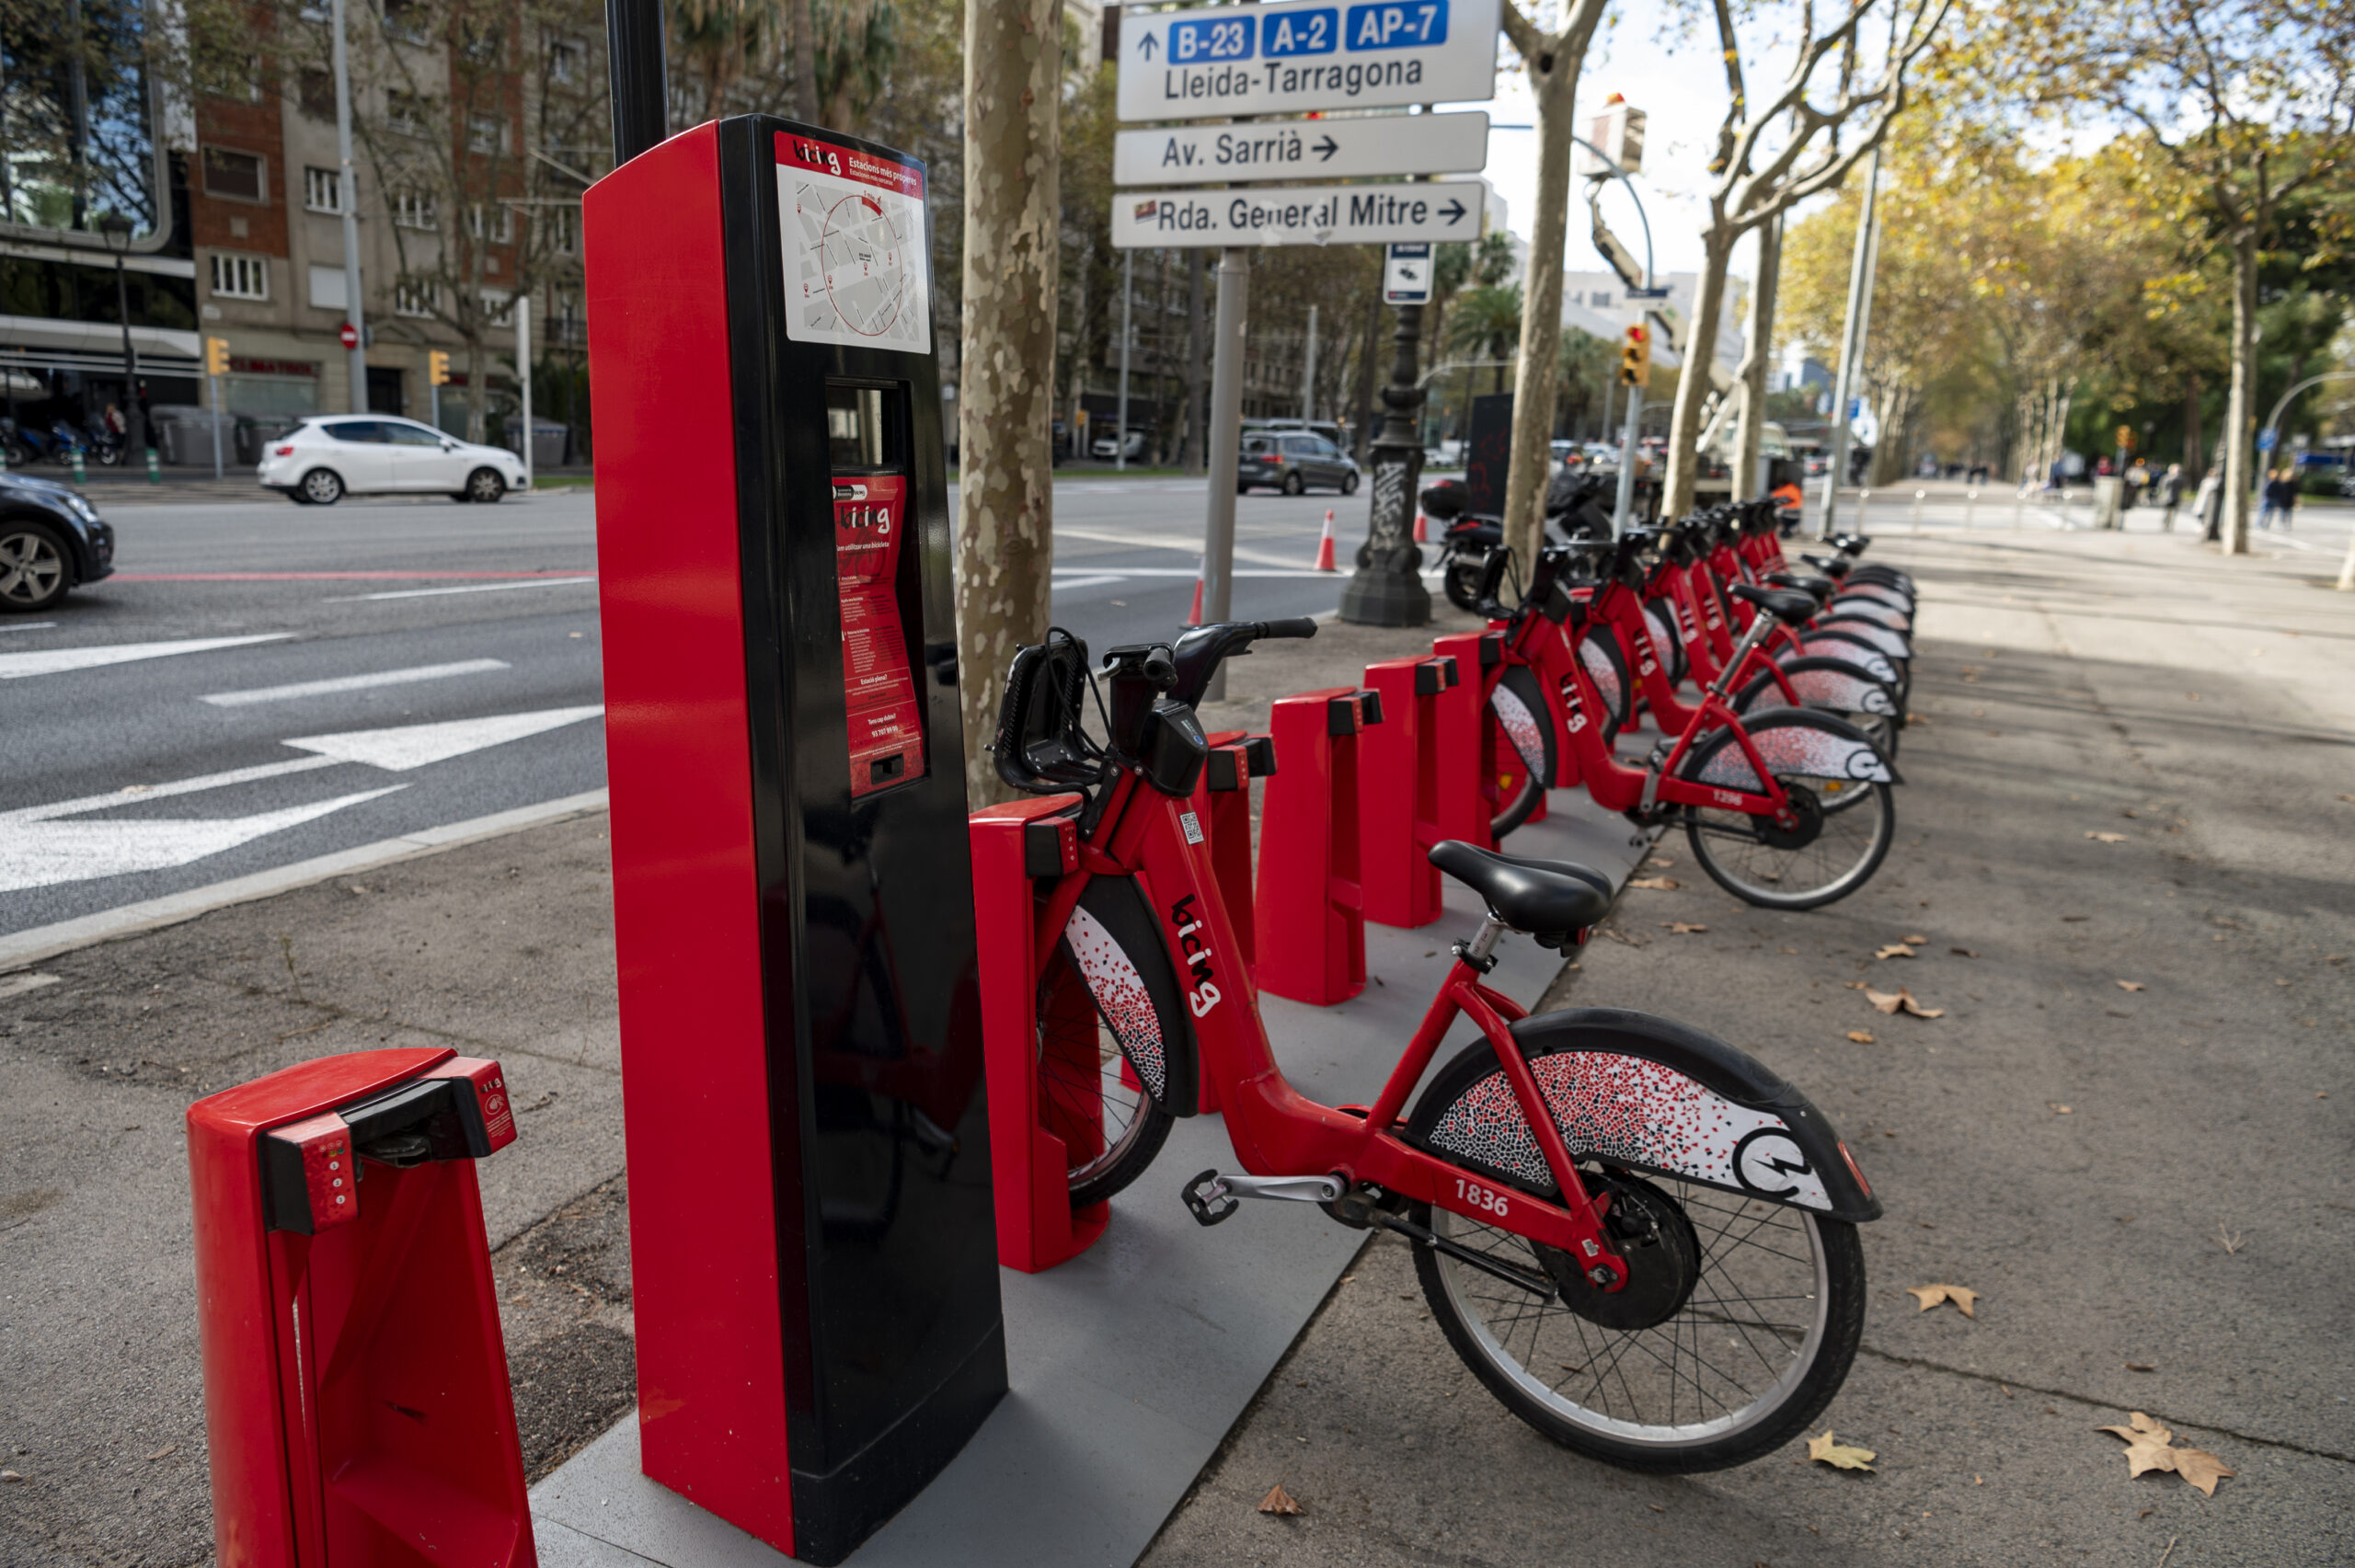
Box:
left=1302, top=303, right=1316, bottom=421
left=1201, top=246, right=1249, bottom=698
left=1117, top=249, right=1132, bottom=472
left=329, top=0, right=368, bottom=414
left=1339, top=290, right=1431, bottom=626
left=209, top=369, right=224, bottom=480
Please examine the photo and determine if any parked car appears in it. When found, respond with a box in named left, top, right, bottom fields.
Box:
left=1240, top=430, right=1360, bottom=495
left=0, top=470, right=114, bottom=613
left=1090, top=429, right=1150, bottom=462
left=256, top=416, right=531, bottom=505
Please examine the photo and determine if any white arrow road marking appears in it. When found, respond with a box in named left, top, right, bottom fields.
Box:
left=0, top=634, right=290, bottom=680
left=201, top=658, right=510, bottom=706
left=281, top=704, right=604, bottom=771
left=0, top=764, right=408, bottom=894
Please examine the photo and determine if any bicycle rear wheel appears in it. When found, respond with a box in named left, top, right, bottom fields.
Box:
left=1678, top=712, right=1895, bottom=910
left=1407, top=1038, right=1867, bottom=1471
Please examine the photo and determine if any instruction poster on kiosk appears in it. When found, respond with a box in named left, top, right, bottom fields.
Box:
left=777, top=132, right=931, bottom=352
left=834, top=472, right=926, bottom=795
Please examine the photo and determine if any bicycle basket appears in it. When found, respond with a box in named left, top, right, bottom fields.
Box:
left=993, top=628, right=1099, bottom=795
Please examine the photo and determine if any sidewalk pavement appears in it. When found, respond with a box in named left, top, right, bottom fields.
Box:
left=6, top=532, right=2351, bottom=1566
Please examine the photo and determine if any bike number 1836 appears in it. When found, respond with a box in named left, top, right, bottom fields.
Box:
left=1454, top=1177, right=1510, bottom=1217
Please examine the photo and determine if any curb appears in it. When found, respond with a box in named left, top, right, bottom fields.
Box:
left=0, top=789, right=610, bottom=973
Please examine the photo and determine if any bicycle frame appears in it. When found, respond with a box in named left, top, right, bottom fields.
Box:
left=1031, top=771, right=1637, bottom=1288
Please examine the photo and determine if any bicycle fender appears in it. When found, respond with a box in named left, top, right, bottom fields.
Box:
left=1063, top=875, right=1201, bottom=1117
left=1420, top=1008, right=1881, bottom=1223
left=1686, top=707, right=1903, bottom=790
left=1738, top=657, right=1899, bottom=718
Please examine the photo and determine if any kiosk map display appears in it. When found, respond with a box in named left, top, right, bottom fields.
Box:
left=777, top=132, right=930, bottom=351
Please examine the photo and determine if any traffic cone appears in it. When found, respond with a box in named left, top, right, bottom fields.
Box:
left=1187, top=555, right=1205, bottom=626
left=1413, top=509, right=1428, bottom=543
left=1314, top=509, right=1338, bottom=572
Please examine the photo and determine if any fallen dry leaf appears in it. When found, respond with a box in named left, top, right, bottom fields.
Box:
left=1950, top=946, right=1977, bottom=957
left=2098, top=1412, right=2233, bottom=1496
left=2125, top=1362, right=2156, bottom=1372
left=1661, top=921, right=1708, bottom=934
left=2339, top=794, right=2355, bottom=805
left=1847, top=1030, right=1877, bottom=1044
left=1902, top=934, right=1927, bottom=945
left=1866, top=986, right=1945, bottom=1018
left=1258, top=1483, right=1304, bottom=1516
left=1626, top=876, right=1680, bottom=890
left=2087, top=831, right=2129, bottom=843
left=2050, top=1102, right=2074, bottom=1114
left=1874, top=944, right=1917, bottom=960
left=144, top=1443, right=177, bottom=1462
left=1807, top=1431, right=1877, bottom=1472
left=2117, top=980, right=2146, bottom=992
left=1905, top=1284, right=1980, bottom=1318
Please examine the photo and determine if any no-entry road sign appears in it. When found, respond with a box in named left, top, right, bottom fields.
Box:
left=1113, top=180, right=1486, bottom=249
left=1114, top=110, right=1488, bottom=187
left=1117, top=0, right=1502, bottom=123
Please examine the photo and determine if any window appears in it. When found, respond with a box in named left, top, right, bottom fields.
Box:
left=467, top=113, right=511, bottom=155
left=297, top=68, right=336, bottom=120
left=202, top=147, right=266, bottom=201
left=304, top=166, right=344, bottom=212
left=546, top=204, right=578, bottom=255
left=394, top=277, right=442, bottom=317
left=479, top=289, right=513, bottom=327
left=393, top=189, right=437, bottom=229
left=387, top=92, right=428, bottom=135
left=382, top=0, right=429, bottom=43
left=385, top=421, right=443, bottom=445
left=547, top=37, right=586, bottom=84
left=325, top=419, right=386, bottom=442
left=468, top=202, right=513, bottom=244
left=210, top=253, right=270, bottom=300
left=1590, top=291, right=1612, bottom=310
left=460, top=20, right=504, bottom=62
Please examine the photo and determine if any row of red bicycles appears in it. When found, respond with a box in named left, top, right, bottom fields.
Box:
left=986, top=488, right=1917, bottom=1475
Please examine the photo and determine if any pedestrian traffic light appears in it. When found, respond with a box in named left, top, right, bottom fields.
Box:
left=1618, top=324, right=1651, bottom=388
left=204, top=337, right=230, bottom=377
left=429, top=350, right=452, bottom=386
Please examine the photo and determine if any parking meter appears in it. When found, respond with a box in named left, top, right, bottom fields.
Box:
left=187, top=1047, right=532, bottom=1568
left=586, top=117, right=1003, bottom=1565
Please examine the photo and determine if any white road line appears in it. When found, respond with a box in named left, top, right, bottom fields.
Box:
left=325, top=577, right=595, bottom=602
left=201, top=658, right=511, bottom=706
left=1050, top=575, right=1131, bottom=590
left=0, top=634, right=291, bottom=680
left=0, top=621, right=57, bottom=634
left=281, top=704, right=604, bottom=771
left=7, top=756, right=343, bottom=822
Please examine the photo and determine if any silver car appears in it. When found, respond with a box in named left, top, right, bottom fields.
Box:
left=1239, top=431, right=1360, bottom=496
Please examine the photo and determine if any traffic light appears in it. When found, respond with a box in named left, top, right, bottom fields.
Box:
left=2115, top=425, right=2135, bottom=452
left=204, top=337, right=230, bottom=377
left=429, top=350, right=452, bottom=386
left=1618, top=324, right=1651, bottom=388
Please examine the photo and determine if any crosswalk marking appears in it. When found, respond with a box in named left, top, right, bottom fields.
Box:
left=201, top=658, right=510, bottom=707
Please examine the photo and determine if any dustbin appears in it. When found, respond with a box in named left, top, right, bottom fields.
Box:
left=150, top=404, right=236, bottom=466
left=2092, top=475, right=2125, bottom=530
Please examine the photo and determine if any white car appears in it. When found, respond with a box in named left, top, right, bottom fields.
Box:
left=258, top=416, right=530, bottom=505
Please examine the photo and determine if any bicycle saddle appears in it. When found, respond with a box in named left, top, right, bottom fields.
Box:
left=1730, top=582, right=1820, bottom=624
left=1429, top=841, right=1613, bottom=940
left=1800, top=552, right=1853, bottom=578
left=1765, top=569, right=1835, bottom=600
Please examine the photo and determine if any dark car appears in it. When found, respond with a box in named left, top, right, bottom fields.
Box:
left=1239, top=430, right=1360, bottom=496
left=0, top=471, right=114, bottom=612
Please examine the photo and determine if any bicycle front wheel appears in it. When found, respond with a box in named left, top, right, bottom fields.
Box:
left=1679, top=712, right=1895, bottom=910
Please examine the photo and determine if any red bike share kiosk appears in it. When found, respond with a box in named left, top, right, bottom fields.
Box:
left=586, top=117, right=1004, bottom=1564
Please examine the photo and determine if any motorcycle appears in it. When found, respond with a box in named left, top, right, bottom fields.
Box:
left=1425, top=464, right=1615, bottom=613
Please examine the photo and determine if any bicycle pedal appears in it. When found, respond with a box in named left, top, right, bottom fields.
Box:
left=1182, top=1169, right=1240, bottom=1227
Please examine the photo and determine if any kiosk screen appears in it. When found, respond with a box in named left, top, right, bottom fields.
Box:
left=829, top=383, right=925, bottom=796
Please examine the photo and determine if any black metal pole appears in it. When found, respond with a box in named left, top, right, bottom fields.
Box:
left=605, top=0, right=669, bottom=166
left=1338, top=301, right=1432, bottom=626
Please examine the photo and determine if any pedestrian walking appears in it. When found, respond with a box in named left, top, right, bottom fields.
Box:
left=2158, top=463, right=2185, bottom=532
left=2124, top=458, right=2150, bottom=511
left=2257, top=469, right=2292, bottom=531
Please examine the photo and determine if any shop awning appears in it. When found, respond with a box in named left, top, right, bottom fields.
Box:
left=0, top=312, right=203, bottom=376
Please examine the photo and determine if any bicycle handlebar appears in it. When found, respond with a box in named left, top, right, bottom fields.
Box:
left=1256, top=617, right=1320, bottom=641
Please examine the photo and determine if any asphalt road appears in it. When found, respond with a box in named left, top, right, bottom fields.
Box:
left=0, top=476, right=1379, bottom=940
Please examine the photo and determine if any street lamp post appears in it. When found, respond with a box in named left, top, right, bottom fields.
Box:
left=97, top=213, right=157, bottom=482
left=1337, top=292, right=1433, bottom=627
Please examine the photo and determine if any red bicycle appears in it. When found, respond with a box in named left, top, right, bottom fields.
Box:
left=993, top=621, right=1880, bottom=1471
left=1476, top=541, right=1901, bottom=909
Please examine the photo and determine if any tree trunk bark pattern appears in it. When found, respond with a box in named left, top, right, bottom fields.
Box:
left=1732, top=214, right=1781, bottom=501
left=791, top=0, right=821, bottom=126
left=1662, top=235, right=1733, bottom=517
left=1499, top=25, right=1591, bottom=569
left=2221, top=234, right=2257, bottom=555
left=957, top=0, right=1063, bottom=807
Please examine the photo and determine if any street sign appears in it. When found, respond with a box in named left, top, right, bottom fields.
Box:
left=2256, top=427, right=2278, bottom=452
left=338, top=322, right=359, bottom=350
left=1114, top=110, right=1488, bottom=187
left=1116, top=0, right=1502, bottom=123
left=1114, top=180, right=1485, bottom=248
left=1384, top=242, right=1431, bottom=303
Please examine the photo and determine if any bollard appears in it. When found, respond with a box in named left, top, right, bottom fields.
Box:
left=1358, top=654, right=1459, bottom=929
left=1911, top=488, right=1925, bottom=532
left=1855, top=486, right=1871, bottom=528
left=970, top=796, right=1110, bottom=1272
left=1964, top=487, right=1978, bottom=529
left=1429, top=630, right=1502, bottom=853
left=1189, top=728, right=1275, bottom=1111
left=146, top=444, right=163, bottom=484
left=69, top=447, right=86, bottom=486
left=1254, top=686, right=1381, bottom=1005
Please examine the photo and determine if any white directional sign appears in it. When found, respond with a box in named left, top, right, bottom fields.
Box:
left=1114, top=110, right=1488, bottom=187
left=1117, top=0, right=1502, bottom=123
left=1384, top=242, right=1433, bottom=303
left=1113, top=180, right=1485, bottom=249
